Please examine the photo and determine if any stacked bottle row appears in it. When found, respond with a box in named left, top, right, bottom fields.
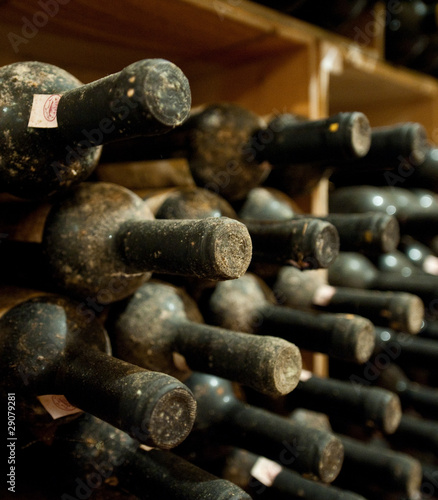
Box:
left=251, top=0, right=438, bottom=78
left=1, top=56, right=438, bottom=500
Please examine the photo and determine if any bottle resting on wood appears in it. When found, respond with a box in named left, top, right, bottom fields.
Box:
left=0, top=59, right=191, bottom=199
left=101, top=104, right=371, bottom=200
left=0, top=286, right=197, bottom=449
left=0, top=182, right=253, bottom=302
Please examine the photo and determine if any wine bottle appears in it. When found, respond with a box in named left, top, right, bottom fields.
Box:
left=373, top=325, right=438, bottom=371
left=101, top=104, right=371, bottom=200
left=285, top=370, right=402, bottom=433
left=329, top=358, right=438, bottom=419
left=369, top=363, right=438, bottom=418
left=385, top=0, right=438, bottom=66
left=237, top=186, right=400, bottom=255
left=49, top=413, right=253, bottom=500
left=0, top=287, right=196, bottom=449
left=399, top=235, right=438, bottom=275
left=0, top=182, right=252, bottom=302
left=335, top=121, right=428, bottom=170
left=0, top=59, right=191, bottom=200
left=418, top=318, right=438, bottom=339
left=387, top=413, right=438, bottom=458
left=399, top=146, right=438, bottom=192
left=204, top=273, right=376, bottom=364
left=273, top=266, right=424, bottom=334
left=328, top=251, right=438, bottom=306
left=183, top=373, right=344, bottom=483
left=153, top=186, right=340, bottom=269
left=334, top=432, right=422, bottom=498
left=330, top=185, right=438, bottom=238
left=108, top=280, right=302, bottom=397
left=277, top=120, right=428, bottom=196
left=376, top=249, right=429, bottom=276
left=222, top=448, right=367, bottom=500
left=290, top=408, right=423, bottom=499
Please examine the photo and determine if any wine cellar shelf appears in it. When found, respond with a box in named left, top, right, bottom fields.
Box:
left=1, top=0, right=438, bottom=375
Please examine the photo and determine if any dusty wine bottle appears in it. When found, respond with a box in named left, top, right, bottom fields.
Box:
left=399, top=235, right=438, bottom=275
left=329, top=358, right=438, bottom=419
left=222, top=448, right=366, bottom=500
left=238, top=186, right=400, bottom=255
left=334, top=433, right=422, bottom=498
left=0, top=182, right=253, bottom=302
left=285, top=370, right=402, bottom=434
left=330, top=185, right=438, bottom=238
left=153, top=186, right=340, bottom=269
left=183, top=373, right=344, bottom=483
left=370, top=362, right=438, bottom=419
left=108, top=280, right=302, bottom=397
left=373, top=326, right=438, bottom=372
left=267, top=120, right=427, bottom=198
left=101, top=104, right=371, bottom=200
left=0, top=59, right=191, bottom=200
left=387, top=413, right=438, bottom=457
left=50, top=413, right=252, bottom=500
left=0, top=287, right=196, bottom=449
left=204, top=273, right=375, bottom=364
left=376, top=249, right=429, bottom=276
left=273, top=266, right=424, bottom=334
left=289, top=408, right=422, bottom=499
left=406, top=146, right=438, bottom=191
left=418, top=318, right=438, bottom=340
left=328, top=251, right=438, bottom=306
left=330, top=121, right=428, bottom=184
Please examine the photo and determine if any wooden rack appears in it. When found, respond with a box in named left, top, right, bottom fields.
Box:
left=1, top=0, right=438, bottom=375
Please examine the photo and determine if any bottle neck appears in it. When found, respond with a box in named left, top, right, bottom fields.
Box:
left=288, top=373, right=401, bottom=434
left=54, top=414, right=251, bottom=500
left=175, top=321, right=301, bottom=397
left=245, top=218, right=339, bottom=269
left=57, top=59, right=191, bottom=146
left=337, top=433, right=422, bottom=497
left=117, top=216, right=252, bottom=280
left=256, top=304, right=374, bottom=364
left=56, top=346, right=197, bottom=449
left=257, top=112, right=371, bottom=166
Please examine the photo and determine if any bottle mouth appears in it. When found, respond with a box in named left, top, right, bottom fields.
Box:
left=407, top=122, right=429, bottom=166
left=380, top=391, right=402, bottom=434
left=312, top=223, right=340, bottom=269
left=207, top=218, right=253, bottom=280
left=375, top=214, right=401, bottom=254
left=149, top=386, right=197, bottom=449
left=348, top=112, right=372, bottom=158
left=331, top=314, right=375, bottom=364
left=318, top=434, right=344, bottom=483
left=143, top=59, right=192, bottom=128
left=388, top=293, right=424, bottom=334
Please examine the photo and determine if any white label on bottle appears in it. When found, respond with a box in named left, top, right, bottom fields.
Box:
left=250, top=457, right=282, bottom=487
left=37, top=394, right=82, bottom=419
left=28, top=94, right=61, bottom=128
left=299, top=369, right=313, bottom=382
left=312, top=284, right=336, bottom=306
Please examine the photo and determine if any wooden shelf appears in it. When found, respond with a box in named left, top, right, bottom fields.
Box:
left=2, top=0, right=438, bottom=376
